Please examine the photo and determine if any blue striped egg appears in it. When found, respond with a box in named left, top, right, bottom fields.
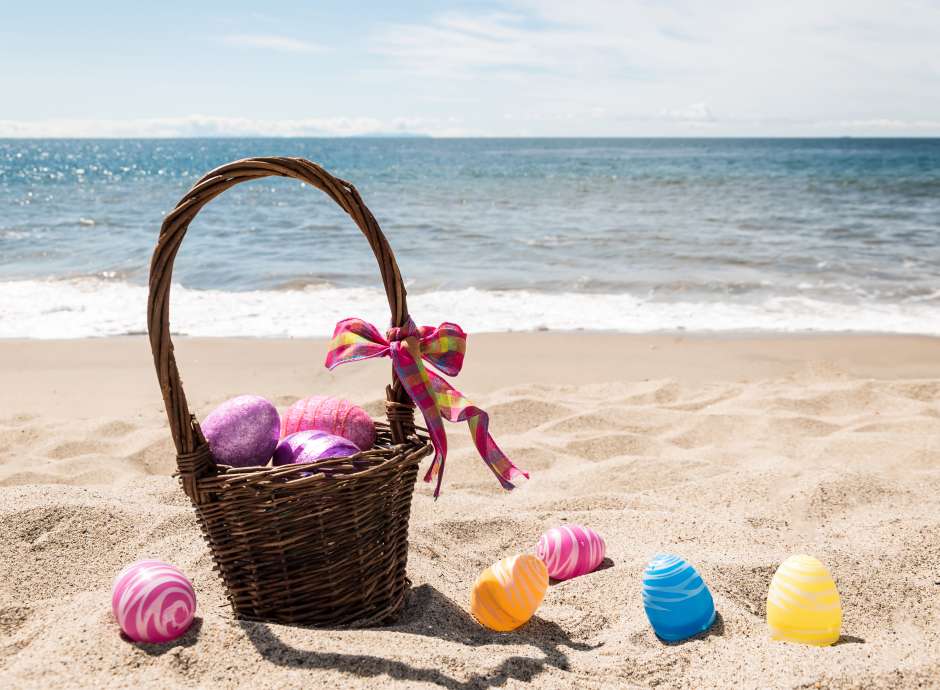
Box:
left=642, top=553, right=716, bottom=641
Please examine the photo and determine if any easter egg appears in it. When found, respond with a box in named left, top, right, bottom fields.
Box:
left=642, top=553, right=716, bottom=641
left=536, top=524, right=606, bottom=580
left=111, top=560, right=196, bottom=644
left=272, top=430, right=360, bottom=466
left=201, top=394, right=280, bottom=467
left=281, top=396, right=375, bottom=451
left=470, top=554, right=548, bottom=632
left=767, top=554, right=841, bottom=646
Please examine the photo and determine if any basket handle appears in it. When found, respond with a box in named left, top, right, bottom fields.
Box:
left=147, top=157, right=415, bottom=493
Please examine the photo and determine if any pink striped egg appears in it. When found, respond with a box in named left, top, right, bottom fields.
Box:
left=536, top=524, right=606, bottom=581
left=281, top=396, right=375, bottom=451
left=111, top=560, right=196, bottom=644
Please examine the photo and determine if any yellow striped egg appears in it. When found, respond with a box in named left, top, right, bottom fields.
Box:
left=766, top=554, right=842, bottom=646
left=470, top=554, right=548, bottom=632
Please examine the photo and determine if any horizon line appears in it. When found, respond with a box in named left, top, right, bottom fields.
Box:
left=3, top=134, right=940, bottom=140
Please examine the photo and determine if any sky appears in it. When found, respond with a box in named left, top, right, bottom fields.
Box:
left=1, top=0, right=939, bottom=137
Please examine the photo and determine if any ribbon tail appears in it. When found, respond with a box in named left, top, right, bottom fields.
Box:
left=389, top=342, right=448, bottom=498
left=326, top=317, right=525, bottom=497
left=424, top=452, right=446, bottom=499
left=424, top=369, right=528, bottom=491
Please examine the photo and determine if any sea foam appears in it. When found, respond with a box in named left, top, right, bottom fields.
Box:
left=2, top=278, right=939, bottom=339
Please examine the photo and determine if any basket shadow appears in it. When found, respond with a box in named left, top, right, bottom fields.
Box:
left=239, top=585, right=599, bottom=690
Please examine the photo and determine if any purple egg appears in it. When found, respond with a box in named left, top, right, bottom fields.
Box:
left=273, top=430, right=360, bottom=466
left=201, top=395, right=280, bottom=467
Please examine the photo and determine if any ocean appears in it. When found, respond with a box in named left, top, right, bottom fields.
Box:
left=1, top=137, right=939, bottom=338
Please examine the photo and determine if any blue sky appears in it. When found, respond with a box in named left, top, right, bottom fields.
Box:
left=2, top=0, right=939, bottom=136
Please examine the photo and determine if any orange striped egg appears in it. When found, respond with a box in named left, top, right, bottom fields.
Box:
left=470, top=554, right=548, bottom=632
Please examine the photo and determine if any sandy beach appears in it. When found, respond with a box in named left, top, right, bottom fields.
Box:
left=2, top=332, right=939, bottom=689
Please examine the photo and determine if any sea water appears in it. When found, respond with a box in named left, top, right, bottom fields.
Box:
left=1, top=137, right=938, bottom=337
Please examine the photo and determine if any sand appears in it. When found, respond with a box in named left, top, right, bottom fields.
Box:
left=1, top=333, right=939, bottom=689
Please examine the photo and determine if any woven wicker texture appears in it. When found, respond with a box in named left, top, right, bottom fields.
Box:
left=148, top=157, right=433, bottom=627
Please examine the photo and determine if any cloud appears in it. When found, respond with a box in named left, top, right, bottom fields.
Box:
left=219, top=33, right=323, bottom=54
left=0, top=115, right=475, bottom=138
left=372, top=11, right=626, bottom=78
left=4, top=2, right=940, bottom=137
left=373, top=13, right=541, bottom=75
left=368, top=1, right=940, bottom=135
left=659, top=103, right=716, bottom=123
left=4, top=111, right=939, bottom=139
left=820, top=118, right=940, bottom=131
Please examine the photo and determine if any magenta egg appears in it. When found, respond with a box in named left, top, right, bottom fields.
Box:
left=111, top=560, right=196, bottom=644
left=535, top=524, right=606, bottom=581
left=273, top=430, right=360, bottom=466
left=201, top=394, right=280, bottom=467
left=280, top=396, right=375, bottom=450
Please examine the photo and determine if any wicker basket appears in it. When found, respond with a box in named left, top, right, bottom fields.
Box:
left=147, top=157, right=434, bottom=627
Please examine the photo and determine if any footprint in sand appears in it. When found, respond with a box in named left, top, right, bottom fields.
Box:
left=565, top=433, right=661, bottom=461
left=667, top=414, right=756, bottom=450
left=417, top=516, right=539, bottom=567
left=0, top=425, right=45, bottom=453
left=94, top=420, right=137, bottom=438
left=887, top=381, right=940, bottom=402
left=769, top=383, right=883, bottom=417
left=500, top=446, right=558, bottom=472
left=544, top=411, right=626, bottom=434
left=545, top=406, right=677, bottom=436
left=47, top=439, right=105, bottom=460
left=0, top=604, right=32, bottom=637
left=124, top=436, right=178, bottom=475
left=767, top=416, right=841, bottom=437
left=709, top=564, right=777, bottom=618
left=485, top=398, right=573, bottom=434
left=530, top=494, right=639, bottom=512
left=664, top=385, right=744, bottom=412
left=614, top=380, right=682, bottom=406
left=0, top=413, right=39, bottom=427
left=568, top=456, right=720, bottom=494
left=1, top=465, right=122, bottom=487
left=806, top=474, right=903, bottom=519
left=851, top=417, right=940, bottom=434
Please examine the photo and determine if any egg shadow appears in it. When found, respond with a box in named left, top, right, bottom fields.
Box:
left=655, top=611, right=726, bottom=646
left=129, top=616, right=204, bottom=656
left=834, top=635, right=865, bottom=645
left=549, top=557, right=614, bottom=586
left=238, top=585, right=600, bottom=689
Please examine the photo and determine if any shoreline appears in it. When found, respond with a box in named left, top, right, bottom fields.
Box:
left=3, top=333, right=939, bottom=419
left=4, top=328, right=940, bottom=338
left=6, top=278, right=940, bottom=339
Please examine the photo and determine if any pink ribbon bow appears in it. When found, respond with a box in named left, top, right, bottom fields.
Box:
left=325, top=317, right=528, bottom=497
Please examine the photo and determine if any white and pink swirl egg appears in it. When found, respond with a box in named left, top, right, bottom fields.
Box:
left=111, top=560, right=196, bottom=643
left=535, top=524, right=606, bottom=581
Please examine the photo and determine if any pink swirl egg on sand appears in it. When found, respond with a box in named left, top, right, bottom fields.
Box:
left=201, top=394, right=280, bottom=467
left=273, top=430, right=360, bottom=466
left=281, top=396, right=375, bottom=451
left=111, top=560, right=196, bottom=644
left=535, top=524, right=606, bottom=581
